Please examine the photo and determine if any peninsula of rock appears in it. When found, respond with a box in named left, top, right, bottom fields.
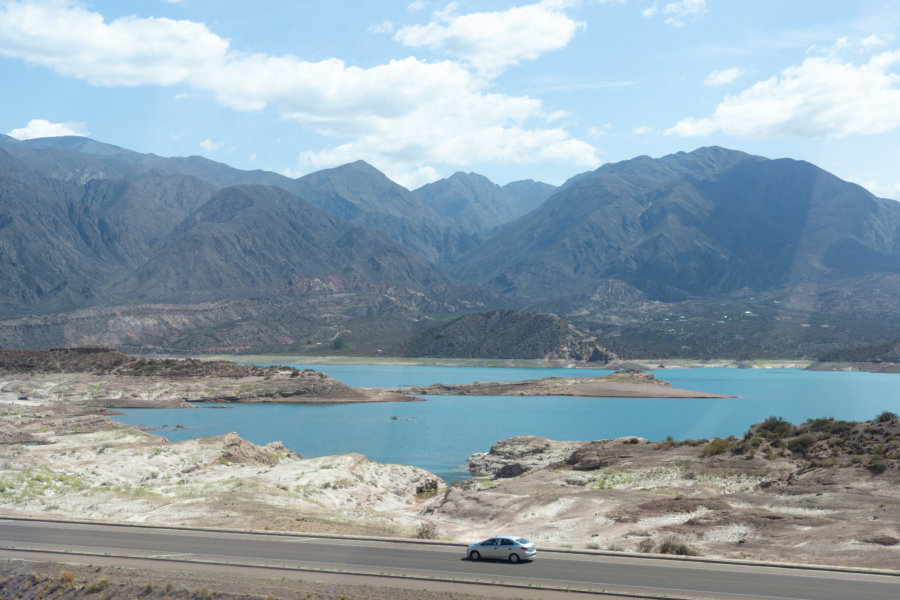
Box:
left=394, top=369, right=732, bottom=398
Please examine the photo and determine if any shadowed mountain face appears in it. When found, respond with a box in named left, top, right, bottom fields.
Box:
left=3, top=138, right=900, bottom=356
left=453, top=147, right=900, bottom=304
left=290, top=161, right=479, bottom=266
left=115, top=184, right=450, bottom=303
left=0, top=141, right=462, bottom=320
left=414, top=172, right=556, bottom=235
left=1, top=137, right=478, bottom=267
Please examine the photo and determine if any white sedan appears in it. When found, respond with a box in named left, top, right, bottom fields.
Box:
left=467, top=535, right=536, bottom=563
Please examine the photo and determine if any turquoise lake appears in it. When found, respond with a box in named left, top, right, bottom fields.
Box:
left=111, top=365, right=900, bottom=482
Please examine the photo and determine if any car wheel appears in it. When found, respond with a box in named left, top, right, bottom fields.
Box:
left=508, top=553, right=520, bottom=563
left=469, top=550, right=480, bottom=561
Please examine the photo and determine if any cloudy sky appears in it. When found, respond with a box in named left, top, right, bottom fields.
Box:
left=1, top=0, right=899, bottom=196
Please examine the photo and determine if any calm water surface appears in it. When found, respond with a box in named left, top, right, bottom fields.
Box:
left=112, top=365, right=900, bottom=481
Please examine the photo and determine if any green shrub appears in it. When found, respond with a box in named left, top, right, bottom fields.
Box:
left=877, top=411, right=898, bottom=423
left=787, top=434, right=816, bottom=456
left=757, top=416, right=792, bottom=440
left=867, top=457, right=887, bottom=474
left=702, top=437, right=731, bottom=456
left=806, top=417, right=834, bottom=432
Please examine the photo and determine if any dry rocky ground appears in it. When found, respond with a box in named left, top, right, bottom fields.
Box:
left=2, top=349, right=900, bottom=596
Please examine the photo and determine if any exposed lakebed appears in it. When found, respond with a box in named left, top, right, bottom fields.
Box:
left=111, top=365, right=900, bottom=481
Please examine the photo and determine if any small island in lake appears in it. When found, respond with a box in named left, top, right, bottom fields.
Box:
left=391, top=369, right=733, bottom=398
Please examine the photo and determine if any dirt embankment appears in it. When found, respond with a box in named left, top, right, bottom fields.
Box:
left=394, top=369, right=732, bottom=398
left=424, top=415, right=900, bottom=569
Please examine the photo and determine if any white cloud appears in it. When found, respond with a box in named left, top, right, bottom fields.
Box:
left=633, top=125, right=653, bottom=135
left=394, top=0, right=585, bottom=76
left=704, top=67, right=744, bottom=86
left=587, top=123, right=611, bottom=138
left=199, top=138, right=223, bottom=151
left=861, top=33, right=891, bottom=49
left=644, top=0, right=706, bottom=28
left=369, top=20, right=394, bottom=35
left=668, top=50, right=900, bottom=138
left=7, top=118, right=88, bottom=139
left=0, top=1, right=597, bottom=182
left=407, top=1, right=426, bottom=11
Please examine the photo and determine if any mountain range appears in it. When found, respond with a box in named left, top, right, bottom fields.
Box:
left=2, top=134, right=899, bottom=358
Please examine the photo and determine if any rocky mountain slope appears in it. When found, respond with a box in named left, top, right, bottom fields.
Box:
left=3, top=136, right=900, bottom=357
left=290, top=161, right=478, bottom=266
left=404, top=309, right=614, bottom=362
left=453, top=147, right=900, bottom=305
left=414, top=171, right=555, bottom=235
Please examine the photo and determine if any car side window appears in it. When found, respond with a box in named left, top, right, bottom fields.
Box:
left=484, top=538, right=497, bottom=545
left=500, top=538, right=513, bottom=545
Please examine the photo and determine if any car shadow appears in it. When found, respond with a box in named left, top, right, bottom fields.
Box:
left=459, top=557, right=531, bottom=565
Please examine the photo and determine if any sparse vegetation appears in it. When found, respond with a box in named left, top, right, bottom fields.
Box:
left=414, top=522, right=439, bottom=539
left=787, top=434, right=816, bottom=456
left=877, top=411, right=898, bottom=423
left=702, top=437, right=731, bottom=456
left=658, top=538, right=701, bottom=556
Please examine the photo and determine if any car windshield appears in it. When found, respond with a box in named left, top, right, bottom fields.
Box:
left=516, top=538, right=531, bottom=545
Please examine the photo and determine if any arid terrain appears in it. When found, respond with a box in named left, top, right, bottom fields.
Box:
left=2, top=349, right=900, bottom=598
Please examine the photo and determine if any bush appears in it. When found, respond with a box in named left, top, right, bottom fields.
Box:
left=787, top=434, right=816, bottom=456
left=703, top=437, right=731, bottom=456
left=414, top=522, right=439, bottom=539
left=877, top=411, right=898, bottom=423
left=806, top=417, right=834, bottom=432
left=658, top=538, right=701, bottom=556
left=757, top=416, right=792, bottom=440
left=331, top=337, right=348, bottom=350
left=86, top=578, right=108, bottom=592
left=867, top=455, right=887, bottom=474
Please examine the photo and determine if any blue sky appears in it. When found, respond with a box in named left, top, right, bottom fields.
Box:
left=1, top=0, right=899, bottom=197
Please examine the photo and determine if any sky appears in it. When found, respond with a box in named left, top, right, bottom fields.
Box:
left=1, top=0, right=899, bottom=197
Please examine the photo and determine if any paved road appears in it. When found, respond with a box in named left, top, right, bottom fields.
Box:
left=1, top=518, right=898, bottom=599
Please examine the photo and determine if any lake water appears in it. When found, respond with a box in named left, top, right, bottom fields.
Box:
left=111, top=365, right=900, bottom=481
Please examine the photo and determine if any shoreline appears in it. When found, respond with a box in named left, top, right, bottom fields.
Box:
left=196, top=354, right=900, bottom=373
left=388, top=370, right=734, bottom=399
left=197, top=353, right=816, bottom=370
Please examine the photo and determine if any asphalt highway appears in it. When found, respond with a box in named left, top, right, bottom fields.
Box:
left=1, top=518, right=898, bottom=599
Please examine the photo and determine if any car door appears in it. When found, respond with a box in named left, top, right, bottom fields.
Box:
left=482, top=537, right=499, bottom=558
left=499, top=537, right=515, bottom=559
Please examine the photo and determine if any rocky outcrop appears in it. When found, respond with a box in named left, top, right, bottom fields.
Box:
left=404, top=310, right=615, bottom=363
left=566, top=438, right=646, bottom=470
left=215, top=433, right=300, bottom=466
left=467, top=436, right=579, bottom=478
